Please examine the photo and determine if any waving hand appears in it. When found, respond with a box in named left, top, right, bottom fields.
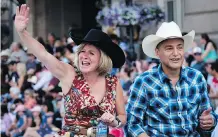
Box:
left=15, top=4, right=29, bottom=33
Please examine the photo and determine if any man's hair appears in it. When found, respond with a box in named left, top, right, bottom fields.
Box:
left=211, top=60, right=218, bottom=72
left=74, top=43, right=113, bottom=76
left=14, top=98, right=24, bottom=104
left=8, top=60, right=18, bottom=65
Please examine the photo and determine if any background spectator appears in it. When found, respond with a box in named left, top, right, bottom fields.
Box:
left=200, top=33, right=218, bottom=62
left=10, top=42, right=28, bottom=63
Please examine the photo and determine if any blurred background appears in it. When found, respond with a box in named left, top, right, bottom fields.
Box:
left=1, top=0, right=218, bottom=137
left=2, top=0, right=218, bottom=50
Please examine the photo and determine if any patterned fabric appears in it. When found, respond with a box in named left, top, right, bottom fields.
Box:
left=61, top=65, right=117, bottom=135
left=37, top=123, right=52, bottom=137
left=125, top=64, right=217, bottom=137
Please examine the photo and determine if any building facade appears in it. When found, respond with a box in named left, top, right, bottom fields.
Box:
left=1, top=0, right=100, bottom=49
left=2, top=0, right=217, bottom=49
left=162, top=0, right=218, bottom=44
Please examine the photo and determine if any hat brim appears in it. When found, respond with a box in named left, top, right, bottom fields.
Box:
left=142, top=30, right=195, bottom=59
left=70, top=36, right=125, bottom=68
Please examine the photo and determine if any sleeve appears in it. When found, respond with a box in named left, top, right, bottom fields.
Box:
left=33, top=71, right=53, bottom=91
left=125, top=77, right=147, bottom=137
left=197, top=74, right=217, bottom=135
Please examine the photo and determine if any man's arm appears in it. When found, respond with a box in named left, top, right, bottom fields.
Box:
left=125, top=77, right=149, bottom=137
left=198, top=74, right=217, bottom=134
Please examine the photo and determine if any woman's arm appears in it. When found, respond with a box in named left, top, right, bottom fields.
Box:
left=209, top=88, right=218, bottom=99
left=115, top=80, right=127, bottom=127
left=17, top=76, right=24, bottom=90
left=14, top=5, right=73, bottom=81
left=98, top=80, right=127, bottom=127
left=201, top=42, right=213, bottom=59
left=18, top=116, right=28, bottom=132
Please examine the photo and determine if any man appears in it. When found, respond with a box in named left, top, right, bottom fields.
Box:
left=190, top=46, right=207, bottom=78
left=207, top=60, right=218, bottom=137
left=26, top=49, right=37, bottom=69
left=207, top=60, right=218, bottom=108
left=10, top=42, right=28, bottom=63
left=125, top=22, right=217, bottom=137
left=7, top=61, right=19, bottom=84
left=1, top=49, right=11, bottom=64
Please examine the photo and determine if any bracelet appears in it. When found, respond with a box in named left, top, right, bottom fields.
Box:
left=115, top=117, right=122, bottom=128
left=18, top=129, right=22, bottom=133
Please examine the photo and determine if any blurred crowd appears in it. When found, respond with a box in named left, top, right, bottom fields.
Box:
left=1, top=31, right=218, bottom=137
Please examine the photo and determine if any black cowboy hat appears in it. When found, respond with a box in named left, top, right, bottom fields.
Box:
left=69, top=29, right=125, bottom=68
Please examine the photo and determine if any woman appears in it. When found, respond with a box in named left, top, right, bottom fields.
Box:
left=200, top=33, right=218, bottom=62
left=9, top=104, right=27, bottom=137
left=16, top=63, right=30, bottom=93
left=15, top=4, right=126, bottom=137
left=24, top=89, right=37, bottom=109
left=23, top=105, right=43, bottom=137
left=1, top=104, right=13, bottom=137
left=9, top=63, right=30, bottom=95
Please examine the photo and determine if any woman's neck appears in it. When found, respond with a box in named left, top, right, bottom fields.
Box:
left=83, top=72, right=100, bottom=85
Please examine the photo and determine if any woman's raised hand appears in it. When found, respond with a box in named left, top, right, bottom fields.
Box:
left=14, top=4, right=30, bottom=33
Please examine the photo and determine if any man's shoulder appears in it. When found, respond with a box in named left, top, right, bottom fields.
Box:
left=182, top=66, right=205, bottom=83
left=138, top=66, right=159, bottom=79
left=133, top=66, right=159, bottom=85
left=183, top=66, right=202, bottom=76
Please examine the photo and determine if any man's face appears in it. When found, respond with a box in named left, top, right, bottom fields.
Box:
left=1, top=55, right=9, bottom=63
left=48, top=34, right=55, bottom=44
left=193, top=53, right=202, bottom=62
left=205, top=64, right=212, bottom=75
left=8, top=64, right=17, bottom=72
left=11, top=43, right=19, bottom=52
left=155, top=38, right=184, bottom=70
left=27, top=54, right=35, bottom=61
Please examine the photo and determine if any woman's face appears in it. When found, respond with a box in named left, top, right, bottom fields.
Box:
left=18, top=111, right=24, bottom=116
left=24, top=93, right=31, bottom=100
left=78, top=44, right=101, bottom=74
left=200, top=38, right=206, bottom=45
left=48, top=34, right=55, bottom=43
left=205, top=64, right=212, bottom=74
left=42, top=105, right=48, bottom=112
left=33, top=111, right=40, bottom=117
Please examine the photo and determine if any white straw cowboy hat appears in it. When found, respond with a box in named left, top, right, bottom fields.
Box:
left=142, top=21, right=195, bottom=59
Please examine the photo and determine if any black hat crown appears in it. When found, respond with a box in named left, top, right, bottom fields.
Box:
left=69, top=29, right=125, bottom=68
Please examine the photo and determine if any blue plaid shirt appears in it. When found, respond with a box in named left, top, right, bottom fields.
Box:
left=125, top=64, right=217, bottom=137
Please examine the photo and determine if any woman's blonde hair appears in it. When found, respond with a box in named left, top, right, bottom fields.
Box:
left=74, top=43, right=113, bottom=76
left=17, top=63, right=26, bottom=76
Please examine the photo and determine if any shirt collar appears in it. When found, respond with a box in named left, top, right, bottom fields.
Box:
left=158, top=64, right=186, bottom=83
left=180, top=66, right=186, bottom=82
left=158, top=64, right=169, bottom=83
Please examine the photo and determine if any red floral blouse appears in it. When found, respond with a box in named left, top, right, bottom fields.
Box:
left=61, top=67, right=118, bottom=133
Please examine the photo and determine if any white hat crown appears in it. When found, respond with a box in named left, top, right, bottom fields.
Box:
left=156, top=21, right=182, bottom=38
